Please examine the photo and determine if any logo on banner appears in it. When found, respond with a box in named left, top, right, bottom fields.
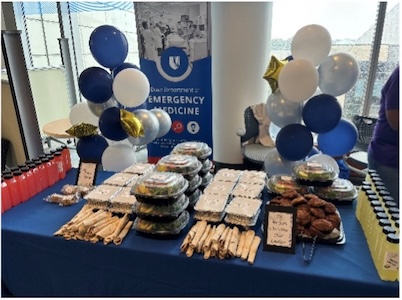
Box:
left=156, top=47, right=193, bottom=82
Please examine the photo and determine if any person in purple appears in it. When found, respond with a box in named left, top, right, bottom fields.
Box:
left=368, top=65, right=399, bottom=206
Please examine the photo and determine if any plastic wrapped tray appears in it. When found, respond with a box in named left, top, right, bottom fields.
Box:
left=131, top=171, right=188, bottom=199
left=312, top=178, right=357, bottom=202
left=224, top=197, right=262, bottom=228
left=133, top=194, right=189, bottom=222
left=213, top=168, right=242, bottom=182
left=123, top=163, right=155, bottom=175
left=133, top=210, right=190, bottom=236
left=292, top=161, right=337, bottom=187
left=238, top=170, right=267, bottom=185
left=155, top=154, right=202, bottom=177
left=171, top=141, right=212, bottom=161
left=267, top=174, right=310, bottom=195
left=231, top=182, right=264, bottom=199
left=103, top=173, right=138, bottom=187
left=203, top=181, right=236, bottom=196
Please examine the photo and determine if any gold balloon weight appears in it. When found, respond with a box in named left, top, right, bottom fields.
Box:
left=263, top=55, right=288, bottom=93
left=120, top=109, right=145, bottom=138
left=65, top=123, right=98, bottom=138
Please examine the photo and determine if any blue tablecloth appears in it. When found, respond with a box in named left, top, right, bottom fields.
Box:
left=1, top=169, right=399, bottom=297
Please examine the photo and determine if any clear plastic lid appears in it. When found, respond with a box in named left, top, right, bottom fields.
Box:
left=155, top=154, right=202, bottom=177
left=131, top=171, right=188, bottom=199
left=200, top=159, right=213, bottom=174
left=187, top=174, right=202, bottom=192
left=313, top=178, right=358, bottom=201
left=292, top=161, right=337, bottom=182
left=171, top=142, right=212, bottom=160
left=267, top=174, right=309, bottom=194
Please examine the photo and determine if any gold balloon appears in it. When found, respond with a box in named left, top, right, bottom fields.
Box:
left=65, top=123, right=98, bottom=138
left=120, top=109, right=145, bottom=137
left=263, top=55, right=287, bottom=93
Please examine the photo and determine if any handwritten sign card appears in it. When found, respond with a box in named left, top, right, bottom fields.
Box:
left=76, top=161, right=98, bottom=187
left=263, top=204, right=297, bottom=254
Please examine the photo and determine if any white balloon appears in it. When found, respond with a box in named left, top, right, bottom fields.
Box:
left=318, top=53, right=360, bottom=97
left=150, top=108, right=172, bottom=138
left=268, top=122, right=282, bottom=142
left=69, top=102, right=99, bottom=126
left=278, top=59, right=319, bottom=103
left=291, top=24, right=332, bottom=66
left=307, top=153, right=340, bottom=176
left=101, top=143, right=137, bottom=172
left=112, top=68, right=150, bottom=108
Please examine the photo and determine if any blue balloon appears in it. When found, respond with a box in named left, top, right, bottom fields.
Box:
left=76, top=134, right=108, bottom=163
left=317, top=118, right=358, bottom=157
left=302, top=94, right=342, bottom=133
left=98, top=107, right=128, bottom=141
left=78, top=67, right=113, bottom=104
left=89, top=25, right=128, bottom=69
left=112, top=62, right=139, bottom=78
left=276, top=124, right=313, bottom=161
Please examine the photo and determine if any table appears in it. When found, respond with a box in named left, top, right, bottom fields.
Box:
left=1, top=169, right=399, bottom=297
left=42, top=118, right=75, bottom=149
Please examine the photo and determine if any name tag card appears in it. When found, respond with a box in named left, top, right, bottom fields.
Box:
left=76, top=160, right=98, bottom=187
left=263, top=204, right=297, bottom=254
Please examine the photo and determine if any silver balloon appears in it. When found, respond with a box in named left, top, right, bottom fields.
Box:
left=87, top=97, right=118, bottom=117
left=264, top=148, right=298, bottom=177
left=150, top=108, right=172, bottom=138
left=266, top=90, right=303, bottom=128
left=127, top=109, right=159, bottom=146
left=318, top=52, right=360, bottom=97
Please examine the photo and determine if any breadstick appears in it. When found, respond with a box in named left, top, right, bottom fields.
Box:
left=203, top=249, right=212, bottom=260
left=228, top=226, right=240, bottom=257
left=180, top=222, right=199, bottom=252
left=247, top=236, right=261, bottom=265
left=203, top=225, right=216, bottom=252
left=113, top=220, right=133, bottom=245
left=196, top=224, right=211, bottom=253
left=87, top=216, right=119, bottom=237
left=241, top=230, right=256, bottom=261
left=190, top=220, right=208, bottom=249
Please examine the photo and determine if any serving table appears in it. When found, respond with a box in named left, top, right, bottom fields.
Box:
left=1, top=169, right=398, bottom=297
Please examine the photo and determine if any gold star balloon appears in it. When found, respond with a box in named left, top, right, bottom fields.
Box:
left=263, top=55, right=287, bottom=93
left=65, top=123, right=98, bottom=138
left=120, top=109, right=145, bottom=138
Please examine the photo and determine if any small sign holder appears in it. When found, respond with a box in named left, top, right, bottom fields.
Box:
left=75, top=160, right=98, bottom=187
left=263, top=204, right=297, bottom=254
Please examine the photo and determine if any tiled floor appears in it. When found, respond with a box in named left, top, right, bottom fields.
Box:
left=43, top=137, right=148, bottom=169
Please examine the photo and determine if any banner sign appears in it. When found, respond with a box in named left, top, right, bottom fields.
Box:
left=135, top=2, right=212, bottom=163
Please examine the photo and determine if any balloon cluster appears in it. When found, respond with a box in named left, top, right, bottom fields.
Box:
left=68, top=25, right=172, bottom=171
left=263, top=24, right=359, bottom=176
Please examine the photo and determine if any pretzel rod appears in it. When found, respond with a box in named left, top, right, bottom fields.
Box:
left=89, top=216, right=119, bottom=236
left=113, top=220, right=133, bottom=245
left=228, top=226, right=240, bottom=257
left=247, top=236, right=261, bottom=265
left=203, top=248, right=212, bottom=260
left=190, top=220, right=208, bottom=249
left=180, top=222, right=199, bottom=252
left=86, top=216, right=115, bottom=238
left=236, top=231, right=246, bottom=257
left=241, top=230, right=256, bottom=261
left=196, top=224, right=211, bottom=253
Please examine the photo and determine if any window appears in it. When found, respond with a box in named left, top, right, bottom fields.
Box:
left=270, top=1, right=399, bottom=119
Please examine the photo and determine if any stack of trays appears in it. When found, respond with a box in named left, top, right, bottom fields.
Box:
left=155, top=154, right=202, bottom=208
left=171, top=141, right=213, bottom=191
left=131, top=171, right=190, bottom=236
left=292, top=161, right=337, bottom=187
left=109, top=187, right=137, bottom=214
